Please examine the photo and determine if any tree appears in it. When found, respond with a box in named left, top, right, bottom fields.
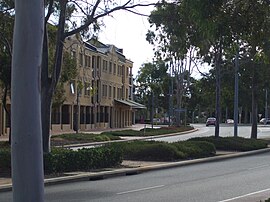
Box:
left=147, top=2, right=199, bottom=126
left=135, top=61, right=169, bottom=122
left=148, top=0, right=270, bottom=138
left=42, top=0, right=157, bottom=153
left=11, top=0, right=44, bottom=201
left=0, top=2, right=13, bottom=143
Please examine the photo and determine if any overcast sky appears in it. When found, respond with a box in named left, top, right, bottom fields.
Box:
left=98, top=1, right=210, bottom=78
left=98, top=4, right=155, bottom=76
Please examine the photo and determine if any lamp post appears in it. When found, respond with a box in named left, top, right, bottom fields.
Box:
left=265, top=89, right=268, bottom=125
left=233, top=45, right=239, bottom=137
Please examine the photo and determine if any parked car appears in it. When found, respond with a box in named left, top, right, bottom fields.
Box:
left=206, top=117, right=216, bottom=126
left=259, top=118, right=270, bottom=124
left=226, top=119, right=234, bottom=124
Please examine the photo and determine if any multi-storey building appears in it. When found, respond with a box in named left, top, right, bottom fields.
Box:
left=0, top=35, right=145, bottom=136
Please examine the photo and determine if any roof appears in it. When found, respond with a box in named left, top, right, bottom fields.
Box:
left=114, top=99, right=146, bottom=109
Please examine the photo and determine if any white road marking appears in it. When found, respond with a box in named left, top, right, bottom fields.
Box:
left=217, top=187, right=270, bottom=202
left=248, top=164, right=270, bottom=170
left=116, top=185, right=165, bottom=195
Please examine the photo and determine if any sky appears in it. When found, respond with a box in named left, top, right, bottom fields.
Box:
left=98, top=3, right=155, bottom=76
left=98, top=1, right=210, bottom=78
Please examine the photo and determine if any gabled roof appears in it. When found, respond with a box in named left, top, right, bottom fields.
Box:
left=85, top=38, right=131, bottom=63
left=114, top=99, right=146, bottom=109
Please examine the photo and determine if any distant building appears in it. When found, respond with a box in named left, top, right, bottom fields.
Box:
left=0, top=35, right=145, bottom=136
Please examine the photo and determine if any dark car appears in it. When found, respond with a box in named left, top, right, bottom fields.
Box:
left=206, top=117, right=216, bottom=126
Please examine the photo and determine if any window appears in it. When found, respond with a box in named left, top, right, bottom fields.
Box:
left=84, top=82, right=91, bottom=96
left=109, top=62, right=112, bottom=73
left=92, top=56, right=96, bottom=69
left=103, top=60, right=108, bottom=72
left=71, top=50, right=76, bottom=59
left=85, top=55, right=91, bottom=68
left=102, top=84, right=107, bottom=97
left=117, top=65, right=120, bottom=76
left=113, top=63, right=116, bottom=74
left=62, top=105, right=70, bottom=124
left=79, top=53, right=83, bottom=66
left=109, top=86, right=112, bottom=98
left=51, top=107, right=60, bottom=124
left=70, top=81, right=75, bottom=94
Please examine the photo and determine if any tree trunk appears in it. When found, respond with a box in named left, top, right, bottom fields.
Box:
left=11, top=1, right=44, bottom=201
left=2, top=87, right=11, bottom=144
left=41, top=83, right=53, bottom=153
left=251, top=66, right=258, bottom=139
left=41, top=1, right=67, bottom=153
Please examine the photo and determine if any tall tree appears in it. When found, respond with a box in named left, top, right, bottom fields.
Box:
left=147, top=2, right=199, bottom=126
left=135, top=61, right=169, bottom=120
left=11, top=0, right=44, bottom=201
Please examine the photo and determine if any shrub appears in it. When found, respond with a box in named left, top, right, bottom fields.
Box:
left=44, top=144, right=123, bottom=174
left=121, top=140, right=215, bottom=161
left=0, top=149, right=11, bottom=173
left=122, top=141, right=185, bottom=161
left=101, top=130, right=142, bottom=137
left=172, top=141, right=216, bottom=159
left=189, top=136, right=268, bottom=151
left=102, top=126, right=194, bottom=137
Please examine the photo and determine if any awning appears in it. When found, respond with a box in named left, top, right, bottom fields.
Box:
left=114, top=99, right=146, bottom=109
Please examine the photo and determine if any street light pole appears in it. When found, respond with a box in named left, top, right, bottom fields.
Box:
left=233, top=45, right=239, bottom=137
left=265, top=89, right=268, bottom=125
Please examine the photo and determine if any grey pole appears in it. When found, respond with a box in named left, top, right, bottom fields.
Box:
left=265, top=89, right=268, bottom=125
left=11, top=1, right=44, bottom=201
left=234, top=46, right=239, bottom=137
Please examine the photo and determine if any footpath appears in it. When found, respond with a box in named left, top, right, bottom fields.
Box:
left=1, top=124, right=270, bottom=201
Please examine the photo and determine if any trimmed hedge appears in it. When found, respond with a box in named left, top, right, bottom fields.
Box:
left=172, top=141, right=216, bottom=158
left=101, top=126, right=194, bottom=137
left=44, top=144, right=123, bottom=174
left=0, top=149, right=11, bottom=173
left=189, top=136, right=268, bottom=151
left=121, top=140, right=216, bottom=161
left=121, top=141, right=185, bottom=161
left=0, top=144, right=123, bottom=175
left=51, top=133, right=121, bottom=146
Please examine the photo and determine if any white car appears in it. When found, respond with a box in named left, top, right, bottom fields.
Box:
left=226, top=119, right=234, bottom=124
left=260, top=118, right=270, bottom=124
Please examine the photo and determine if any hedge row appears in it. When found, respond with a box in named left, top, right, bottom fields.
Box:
left=0, top=145, right=123, bottom=175
left=120, top=140, right=216, bottom=161
left=101, top=126, right=194, bottom=137
left=45, top=145, right=123, bottom=174
left=189, top=136, right=268, bottom=151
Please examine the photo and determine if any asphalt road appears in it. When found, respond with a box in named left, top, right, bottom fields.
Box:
left=154, top=124, right=270, bottom=142
left=1, top=151, right=270, bottom=201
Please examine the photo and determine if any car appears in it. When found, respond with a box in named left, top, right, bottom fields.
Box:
left=259, top=118, right=270, bottom=124
left=226, top=119, right=234, bottom=124
left=206, top=117, right=216, bottom=126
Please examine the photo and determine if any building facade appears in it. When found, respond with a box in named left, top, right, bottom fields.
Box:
left=0, top=35, right=144, bottom=136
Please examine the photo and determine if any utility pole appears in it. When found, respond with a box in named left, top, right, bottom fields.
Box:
left=234, top=45, right=239, bottom=137
left=265, top=89, right=268, bottom=125
left=151, top=91, right=154, bottom=128
left=11, top=1, right=44, bottom=201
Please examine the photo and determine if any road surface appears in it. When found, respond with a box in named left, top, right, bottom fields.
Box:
left=1, top=151, right=270, bottom=201
left=154, top=124, right=270, bottom=142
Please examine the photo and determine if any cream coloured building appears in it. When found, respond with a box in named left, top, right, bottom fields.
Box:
left=0, top=35, right=145, bottom=136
